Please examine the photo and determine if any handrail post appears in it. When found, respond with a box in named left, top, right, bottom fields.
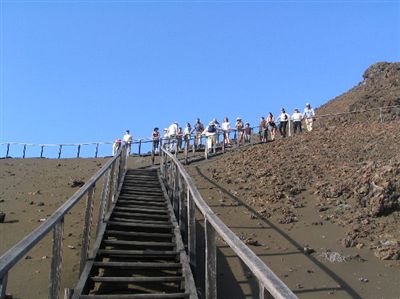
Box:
left=173, top=165, right=179, bottom=217
left=205, top=218, right=217, bottom=299
left=138, top=140, right=142, bottom=156
left=77, top=145, right=81, bottom=158
left=95, top=143, right=99, bottom=158
left=0, top=273, right=8, bottom=299
left=97, top=168, right=111, bottom=237
left=22, top=144, right=26, bottom=158
left=40, top=146, right=44, bottom=158
left=187, top=189, right=196, bottom=270
left=58, top=145, right=62, bottom=159
left=49, top=217, right=64, bottom=299
left=79, top=186, right=95, bottom=274
left=6, top=144, right=10, bottom=158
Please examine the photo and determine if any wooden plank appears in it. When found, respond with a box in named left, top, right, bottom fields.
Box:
left=79, top=293, right=189, bottom=299
left=205, top=218, right=217, bottom=299
left=93, top=261, right=181, bottom=269
left=104, top=230, right=172, bottom=238
left=0, top=273, right=8, bottom=299
left=109, top=217, right=171, bottom=225
left=187, top=190, right=196, bottom=270
left=49, top=218, right=64, bottom=299
left=111, top=211, right=169, bottom=219
left=111, top=205, right=168, bottom=213
left=106, top=221, right=172, bottom=229
left=102, top=240, right=174, bottom=247
left=98, top=249, right=178, bottom=257
left=91, top=276, right=183, bottom=283
left=80, top=186, right=95, bottom=274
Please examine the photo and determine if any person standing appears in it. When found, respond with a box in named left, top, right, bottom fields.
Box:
left=259, top=116, right=267, bottom=142
left=123, top=130, right=133, bottom=155
left=221, top=117, right=231, bottom=146
left=168, top=121, right=178, bottom=152
left=291, top=108, right=303, bottom=134
left=203, top=119, right=219, bottom=154
left=235, top=117, right=244, bottom=146
left=177, top=127, right=184, bottom=150
left=183, top=122, right=192, bottom=151
left=191, top=118, right=204, bottom=150
left=244, top=122, right=252, bottom=143
left=112, top=138, right=122, bottom=155
left=266, top=112, right=277, bottom=141
left=303, top=103, right=316, bottom=131
left=278, top=108, right=290, bottom=138
left=152, top=128, right=160, bottom=154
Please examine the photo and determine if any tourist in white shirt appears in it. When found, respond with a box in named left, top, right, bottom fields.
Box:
left=303, top=103, right=316, bottom=132
left=278, top=108, right=290, bottom=138
left=123, top=130, right=133, bottom=155
left=168, top=121, right=179, bottom=152
left=221, top=117, right=231, bottom=146
left=291, top=108, right=303, bottom=134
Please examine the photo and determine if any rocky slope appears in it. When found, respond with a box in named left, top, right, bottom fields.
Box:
left=317, top=62, right=400, bottom=115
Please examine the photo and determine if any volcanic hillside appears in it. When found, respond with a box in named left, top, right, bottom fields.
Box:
left=317, top=62, right=400, bottom=114
left=206, top=62, right=400, bottom=260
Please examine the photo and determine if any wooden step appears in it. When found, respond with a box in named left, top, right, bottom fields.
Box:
left=104, top=230, right=173, bottom=239
left=90, top=276, right=184, bottom=283
left=80, top=293, right=189, bottom=299
left=98, top=249, right=178, bottom=257
left=93, top=261, right=181, bottom=269
left=102, top=240, right=175, bottom=248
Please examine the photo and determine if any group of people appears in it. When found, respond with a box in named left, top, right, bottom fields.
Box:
left=112, top=103, right=316, bottom=156
left=155, top=102, right=316, bottom=153
left=112, top=130, right=133, bottom=155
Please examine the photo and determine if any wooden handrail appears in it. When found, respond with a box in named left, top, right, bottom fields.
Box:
left=160, top=148, right=298, bottom=299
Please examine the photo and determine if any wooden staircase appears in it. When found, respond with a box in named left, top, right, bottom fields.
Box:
left=72, top=169, right=197, bottom=299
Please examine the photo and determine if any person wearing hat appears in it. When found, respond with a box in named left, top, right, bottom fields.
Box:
left=235, top=117, right=244, bottom=146
left=112, top=138, right=122, bottom=156
left=291, top=108, right=303, bottom=134
left=278, top=108, right=290, bottom=138
left=303, top=103, right=315, bottom=131
left=123, top=130, right=133, bottom=155
left=202, top=119, right=219, bottom=154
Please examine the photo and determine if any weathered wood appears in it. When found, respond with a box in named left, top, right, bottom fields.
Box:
left=49, top=218, right=64, bottom=299
left=79, top=293, right=190, bottom=299
left=259, top=281, right=265, bottom=299
left=0, top=272, right=8, bottom=299
left=205, top=218, right=217, bottom=299
left=79, top=186, right=95, bottom=274
left=64, top=288, right=73, bottom=299
left=187, top=189, right=196, bottom=270
left=91, top=276, right=184, bottom=283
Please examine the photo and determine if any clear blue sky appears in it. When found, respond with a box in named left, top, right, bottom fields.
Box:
left=1, top=1, right=399, bottom=147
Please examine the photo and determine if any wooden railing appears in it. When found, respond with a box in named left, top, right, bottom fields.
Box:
left=0, top=146, right=128, bottom=299
left=160, top=148, right=298, bottom=299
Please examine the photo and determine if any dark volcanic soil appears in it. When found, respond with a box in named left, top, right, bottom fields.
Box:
left=207, top=121, right=400, bottom=261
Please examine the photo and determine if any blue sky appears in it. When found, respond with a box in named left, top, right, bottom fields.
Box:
left=1, top=1, right=399, bottom=151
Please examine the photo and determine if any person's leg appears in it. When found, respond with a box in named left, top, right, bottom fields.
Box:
left=282, top=122, right=287, bottom=137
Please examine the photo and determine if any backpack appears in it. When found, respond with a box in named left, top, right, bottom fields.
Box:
left=208, top=124, right=216, bottom=133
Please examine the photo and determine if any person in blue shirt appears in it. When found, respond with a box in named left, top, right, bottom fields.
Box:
left=303, top=103, right=316, bottom=132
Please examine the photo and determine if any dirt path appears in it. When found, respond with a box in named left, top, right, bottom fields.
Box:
left=187, top=162, right=400, bottom=299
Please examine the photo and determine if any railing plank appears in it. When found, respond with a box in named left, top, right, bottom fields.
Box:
left=49, top=218, right=64, bottom=299
left=205, top=218, right=217, bottom=299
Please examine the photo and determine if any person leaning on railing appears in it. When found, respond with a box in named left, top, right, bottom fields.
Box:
left=303, top=102, right=316, bottom=132
left=259, top=116, right=267, bottom=142
left=235, top=117, right=244, bottom=145
left=152, top=127, right=160, bottom=154
left=291, top=108, right=303, bottom=134
left=191, top=118, right=204, bottom=150
left=202, top=119, right=219, bottom=153
left=243, top=122, right=252, bottom=143
left=183, top=122, right=192, bottom=150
